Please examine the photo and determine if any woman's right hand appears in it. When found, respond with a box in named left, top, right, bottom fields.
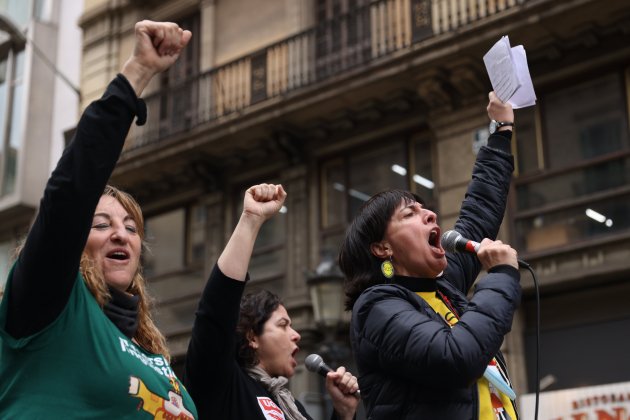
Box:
left=243, top=184, right=287, bottom=222
left=476, top=238, right=519, bottom=270
left=121, top=20, right=192, bottom=96
left=486, top=91, right=514, bottom=128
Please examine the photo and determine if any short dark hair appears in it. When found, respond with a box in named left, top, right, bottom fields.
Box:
left=235, top=290, right=282, bottom=368
left=339, top=189, right=417, bottom=310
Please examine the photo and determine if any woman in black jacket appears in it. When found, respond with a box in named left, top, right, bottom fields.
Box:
left=339, top=92, right=521, bottom=420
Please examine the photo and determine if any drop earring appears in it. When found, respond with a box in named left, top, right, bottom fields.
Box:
left=381, top=256, right=394, bottom=279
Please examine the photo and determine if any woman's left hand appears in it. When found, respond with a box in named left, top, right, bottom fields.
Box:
left=326, top=366, right=360, bottom=420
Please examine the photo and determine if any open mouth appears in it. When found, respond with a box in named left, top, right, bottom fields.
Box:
left=107, top=250, right=130, bottom=261
left=428, top=228, right=441, bottom=248
left=291, top=348, right=299, bottom=367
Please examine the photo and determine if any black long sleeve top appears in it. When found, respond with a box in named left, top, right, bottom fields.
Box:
left=4, top=74, right=146, bottom=338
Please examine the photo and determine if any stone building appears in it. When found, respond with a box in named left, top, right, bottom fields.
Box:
left=0, top=0, right=82, bottom=296
left=76, top=0, right=630, bottom=416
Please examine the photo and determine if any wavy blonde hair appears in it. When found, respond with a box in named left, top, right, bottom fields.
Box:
left=82, top=185, right=170, bottom=360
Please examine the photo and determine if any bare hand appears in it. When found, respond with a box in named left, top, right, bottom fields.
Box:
left=121, top=20, right=192, bottom=95
left=326, top=366, right=360, bottom=420
left=487, top=91, right=514, bottom=127
left=476, top=238, right=518, bottom=270
left=243, top=184, right=287, bottom=222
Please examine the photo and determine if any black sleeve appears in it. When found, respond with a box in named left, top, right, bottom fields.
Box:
left=353, top=266, right=520, bottom=388
left=330, top=410, right=355, bottom=420
left=5, top=74, right=146, bottom=338
left=184, top=264, right=246, bottom=418
left=445, top=131, right=515, bottom=294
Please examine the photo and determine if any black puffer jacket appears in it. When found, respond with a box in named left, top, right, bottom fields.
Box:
left=350, top=136, right=521, bottom=420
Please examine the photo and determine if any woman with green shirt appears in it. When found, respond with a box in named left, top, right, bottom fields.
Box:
left=0, top=20, right=197, bottom=419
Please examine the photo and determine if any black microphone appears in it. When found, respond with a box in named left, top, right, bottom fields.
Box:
left=305, top=354, right=361, bottom=397
left=305, top=353, right=333, bottom=377
left=441, top=230, right=529, bottom=268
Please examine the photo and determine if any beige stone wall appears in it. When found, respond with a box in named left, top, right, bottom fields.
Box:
left=79, top=0, right=316, bottom=106
left=214, top=0, right=294, bottom=65
left=434, top=104, right=489, bottom=223
left=83, top=0, right=108, bottom=11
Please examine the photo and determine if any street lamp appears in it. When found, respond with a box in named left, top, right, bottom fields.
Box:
left=306, top=253, right=351, bottom=363
left=306, top=253, right=352, bottom=418
left=307, top=254, right=348, bottom=331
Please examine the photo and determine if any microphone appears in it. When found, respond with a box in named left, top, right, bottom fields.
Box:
left=305, top=354, right=361, bottom=397
left=441, top=230, right=480, bottom=254
left=441, top=230, right=529, bottom=268
left=305, top=354, right=333, bottom=377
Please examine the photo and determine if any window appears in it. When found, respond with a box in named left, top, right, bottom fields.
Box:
left=320, top=135, right=435, bottom=257
left=0, top=48, right=25, bottom=197
left=513, top=72, right=630, bottom=253
left=523, top=281, right=630, bottom=390
left=144, top=209, right=186, bottom=278
left=143, top=203, right=207, bottom=278
left=315, top=0, right=371, bottom=78
left=0, top=0, right=31, bottom=27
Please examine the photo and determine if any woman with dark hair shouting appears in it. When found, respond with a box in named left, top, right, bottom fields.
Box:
left=339, top=93, right=522, bottom=420
left=185, top=184, right=360, bottom=420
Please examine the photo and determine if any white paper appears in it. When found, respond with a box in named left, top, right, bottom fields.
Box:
left=483, top=36, right=537, bottom=109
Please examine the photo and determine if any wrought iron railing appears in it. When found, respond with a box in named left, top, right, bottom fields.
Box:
left=128, top=0, right=522, bottom=152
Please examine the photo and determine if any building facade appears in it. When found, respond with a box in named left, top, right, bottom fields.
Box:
left=76, top=0, right=630, bottom=417
left=0, top=0, right=83, bottom=294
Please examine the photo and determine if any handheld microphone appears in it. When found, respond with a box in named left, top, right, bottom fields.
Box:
left=305, top=354, right=361, bottom=397
left=441, top=230, right=480, bottom=254
left=441, top=230, right=529, bottom=268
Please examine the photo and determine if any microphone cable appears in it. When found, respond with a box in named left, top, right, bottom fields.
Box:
left=519, top=260, right=540, bottom=420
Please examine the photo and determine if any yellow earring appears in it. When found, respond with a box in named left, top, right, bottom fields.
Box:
left=381, top=257, right=394, bottom=279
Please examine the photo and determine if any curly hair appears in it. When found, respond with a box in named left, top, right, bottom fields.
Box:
left=9, top=185, right=170, bottom=359
left=81, top=185, right=170, bottom=360
left=339, top=189, right=418, bottom=310
left=235, top=290, right=282, bottom=368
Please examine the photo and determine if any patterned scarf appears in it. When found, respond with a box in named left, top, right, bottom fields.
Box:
left=246, top=366, right=307, bottom=420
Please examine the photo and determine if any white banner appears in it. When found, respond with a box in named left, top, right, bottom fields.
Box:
left=520, top=381, right=630, bottom=420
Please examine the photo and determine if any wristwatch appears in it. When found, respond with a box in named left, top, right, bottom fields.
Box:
left=489, top=120, right=514, bottom=134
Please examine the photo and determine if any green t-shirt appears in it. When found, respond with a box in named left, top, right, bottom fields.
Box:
left=0, top=271, right=197, bottom=419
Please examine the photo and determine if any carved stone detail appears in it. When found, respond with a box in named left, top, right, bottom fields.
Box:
left=415, top=69, right=455, bottom=111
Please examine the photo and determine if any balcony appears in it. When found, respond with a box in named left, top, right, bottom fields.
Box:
left=110, top=0, right=630, bottom=198
left=122, top=0, right=524, bottom=153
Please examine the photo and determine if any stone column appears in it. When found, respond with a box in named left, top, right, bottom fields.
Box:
left=202, top=190, right=225, bottom=276
left=200, top=0, right=216, bottom=72
left=286, top=0, right=315, bottom=34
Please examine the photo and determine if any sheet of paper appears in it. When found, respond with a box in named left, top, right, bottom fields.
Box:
left=483, top=36, right=520, bottom=103
left=483, top=36, right=537, bottom=109
left=508, top=45, right=536, bottom=108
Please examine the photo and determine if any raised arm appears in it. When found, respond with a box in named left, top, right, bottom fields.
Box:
left=4, top=21, right=191, bottom=338
left=218, top=184, right=287, bottom=280
left=185, top=184, right=287, bottom=416
left=445, top=92, right=516, bottom=293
